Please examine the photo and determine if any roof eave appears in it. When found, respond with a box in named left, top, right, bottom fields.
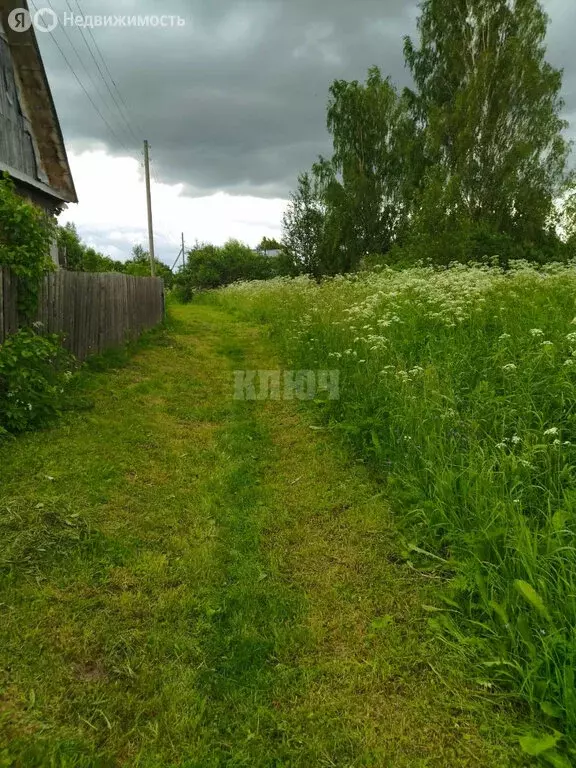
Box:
left=2, top=0, right=78, bottom=204
left=0, top=160, right=75, bottom=204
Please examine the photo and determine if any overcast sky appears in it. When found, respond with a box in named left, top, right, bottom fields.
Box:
left=30, top=0, right=576, bottom=263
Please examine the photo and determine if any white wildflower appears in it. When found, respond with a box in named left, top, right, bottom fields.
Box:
left=544, top=427, right=559, bottom=436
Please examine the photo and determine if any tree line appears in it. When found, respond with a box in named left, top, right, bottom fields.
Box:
left=57, top=223, right=174, bottom=285
left=282, top=0, right=576, bottom=277
left=59, top=223, right=285, bottom=296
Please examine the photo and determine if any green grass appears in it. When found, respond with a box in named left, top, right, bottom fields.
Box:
left=0, top=302, right=523, bottom=766
left=213, top=262, right=576, bottom=765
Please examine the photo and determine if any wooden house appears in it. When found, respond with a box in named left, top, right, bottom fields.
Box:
left=0, top=1, right=77, bottom=265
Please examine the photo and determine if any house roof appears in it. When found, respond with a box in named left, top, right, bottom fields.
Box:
left=0, top=0, right=77, bottom=205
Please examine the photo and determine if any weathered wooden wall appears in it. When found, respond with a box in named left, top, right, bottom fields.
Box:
left=0, top=268, right=164, bottom=360
left=0, top=28, right=38, bottom=183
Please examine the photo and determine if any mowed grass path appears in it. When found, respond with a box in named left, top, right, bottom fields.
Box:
left=0, top=303, right=521, bottom=766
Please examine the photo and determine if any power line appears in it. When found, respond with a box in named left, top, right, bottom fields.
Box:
left=45, top=0, right=135, bottom=152
left=74, top=0, right=146, bottom=141
left=29, top=0, right=132, bottom=154
left=61, top=0, right=139, bottom=146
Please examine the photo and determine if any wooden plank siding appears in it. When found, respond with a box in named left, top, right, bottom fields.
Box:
left=0, top=268, right=164, bottom=360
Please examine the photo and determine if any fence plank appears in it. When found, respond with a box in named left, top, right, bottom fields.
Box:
left=0, top=269, right=164, bottom=360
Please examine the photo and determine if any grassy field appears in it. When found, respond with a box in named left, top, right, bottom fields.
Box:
left=215, top=261, right=576, bottom=765
left=0, top=302, right=523, bottom=766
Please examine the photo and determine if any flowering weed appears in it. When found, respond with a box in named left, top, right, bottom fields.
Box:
left=216, top=260, right=576, bottom=750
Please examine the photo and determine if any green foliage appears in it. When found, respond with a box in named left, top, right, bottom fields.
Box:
left=0, top=182, right=79, bottom=436
left=57, top=222, right=86, bottom=270
left=216, top=261, right=576, bottom=755
left=281, top=172, right=328, bottom=278
left=0, top=327, right=77, bottom=435
left=0, top=174, right=55, bottom=316
left=398, top=0, right=573, bottom=266
left=284, top=0, right=573, bottom=274
left=80, top=246, right=123, bottom=273
left=323, top=68, right=416, bottom=262
left=257, top=236, right=282, bottom=252
left=173, top=239, right=276, bottom=299
left=283, top=72, right=418, bottom=277
left=124, top=244, right=174, bottom=288
left=57, top=223, right=123, bottom=273
left=388, top=185, right=573, bottom=267
left=56, top=229, right=175, bottom=286
left=404, top=0, right=571, bottom=239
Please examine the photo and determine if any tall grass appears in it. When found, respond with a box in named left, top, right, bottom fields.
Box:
left=216, top=260, right=576, bottom=748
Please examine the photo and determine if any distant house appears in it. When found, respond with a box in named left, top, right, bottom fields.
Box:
left=0, top=1, right=77, bottom=266
left=255, top=248, right=282, bottom=258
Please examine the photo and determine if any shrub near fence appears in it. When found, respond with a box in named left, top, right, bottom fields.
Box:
left=0, top=268, right=164, bottom=360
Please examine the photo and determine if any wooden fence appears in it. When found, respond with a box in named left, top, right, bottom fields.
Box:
left=0, top=268, right=164, bottom=360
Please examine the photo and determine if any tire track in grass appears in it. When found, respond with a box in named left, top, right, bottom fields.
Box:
left=190, top=302, right=522, bottom=767
left=186, top=335, right=310, bottom=766
left=0, top=302, right=523, bottom=766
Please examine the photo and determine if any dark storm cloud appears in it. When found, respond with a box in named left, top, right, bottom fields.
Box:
left=33, top=0, right=576, bottom=197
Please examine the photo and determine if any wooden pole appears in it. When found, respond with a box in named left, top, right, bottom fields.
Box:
left=143, top=140, right=156, bottom=277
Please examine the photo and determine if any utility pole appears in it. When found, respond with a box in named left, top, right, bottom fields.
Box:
left=170, top=236, right=185, bottom=273
left=143, top=140, right=156, bottom=277
left=181, top=232, right=186, bottom=269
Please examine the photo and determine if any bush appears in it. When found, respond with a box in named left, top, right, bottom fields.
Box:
left=0, top=328, right=78, bottom=436
left=57, top=222, right=125, bottom=273
left=172, top=280, right=195, bottom=304
left=173, top=240, right=277, bottom=300
left=0, top=177, right=79, bottom=437
left=386, top=214, right=572, bottom=269
left=123, top=245, right=174, bottom=288
left=0, top=174, right=55, bottom=316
